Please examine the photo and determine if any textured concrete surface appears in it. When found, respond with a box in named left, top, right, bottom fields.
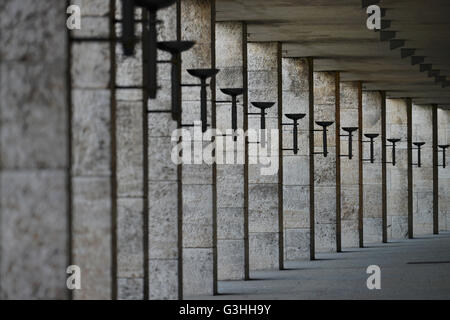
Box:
left=282, top=58, right=310, bottom=260
left=340, top=82, right=360, bottom=248
left=215, top=22, right=247, bottom=281
left=247, top=42, right=282, bottom=270
left=71, top=0, right=112, bottom=300
left=147, top=4, right=181, bottom=300
left=0, top=0, right=68, bottom=299
left=181, top=0, right=216, bottom=297
left=191, top=232, right=450, bottom=300
left=438, top=108, right=450, bottom=231
left=313, top=72, right=337, bottom=253
left=412, top=104, right=433, bottom=236
left=362, top=91, right=383, bottom=244
left=386, top=99, right=409, bottom=240
left=115, top=3, right=145, bottom=297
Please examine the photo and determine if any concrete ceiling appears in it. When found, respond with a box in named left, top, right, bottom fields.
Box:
left=216, top=0, right=450, bottom=108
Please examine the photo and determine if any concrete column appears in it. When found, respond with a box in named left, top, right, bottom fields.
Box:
left=362, top=92, right=383, bottom=243
left=282, top=58, right=311, bottom=261
left=71, top=0, right=116, bottom=299
left=180, top=0, right=217, bottom=296
left=438, top=108, right=450, bottom=231
left=313, top=72, right=337, bottom=253
left=247, top=42, right=283, bottom=270
left=215, top=22, right=248, bottom=280
left=146, top=3, right=181, bottom=300
left=114, top=3, right=144, bottom=300
left=63, top=0, right=117, bottom=300
left=386, top=99, right=409, bottom=240
left=412, top=104, right=433, bottom=236
left=0, top=0, right=69, bottom=299
left=340, top=82, right=360, bottom=248
left=70, top=0, right=114, bottom=299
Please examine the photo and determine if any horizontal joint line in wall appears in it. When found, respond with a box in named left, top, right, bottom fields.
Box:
left=181, top=84, right=208, bottom=87
left=147, top=110, right=171, bottom=113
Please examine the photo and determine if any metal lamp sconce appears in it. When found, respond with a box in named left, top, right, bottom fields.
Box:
left=412, top=142, right=425, bottom=168
left=340, top=127, right=358, bottom=160
left=122, top=0, right=178, bottom=96
left=121, top=0, right=198, bottom=122
left=385, top=138, right=401, bottom=166
left=181, top=69, right=220, bottom=132
left=362, top=133, right=379, bottom=163
left=313, top=121, right=334, bottom=157
left=282, top=114, right=306, bottom=154
left=438, top=144, right=450, bottom=168
left=219, top=88, right=245, bottom=140
left=156, top=41, right=195, bottom=120
left=249, top=102, right=275, bottom=130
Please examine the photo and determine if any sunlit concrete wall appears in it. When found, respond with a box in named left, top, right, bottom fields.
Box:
left=247, top=42, right=282, bottom=270
left=181, top=0, right=216, bottom=296
left=114, top=2, right=144, bottom=300
left=386, top=99, right=409, bottom=240
left=282, top=58, right=310, bottom=260
left=438, top=108, right=450, bottom=231
left=215, top=22, right=247, bottom=280
left=412, top=104, right=433, bottom=236
left=148, top=4, right=181, bottom=299
left=313, top=72, right=337, bottom=253
left=362, top=92, right=383, bottom=243
left=340, top=82, right=360, bottom=248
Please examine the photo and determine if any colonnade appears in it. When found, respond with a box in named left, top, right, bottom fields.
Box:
left=0, top=0, right=449, bottom=299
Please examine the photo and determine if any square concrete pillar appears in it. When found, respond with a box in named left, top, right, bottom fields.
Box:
left=412, top=104, right=433, bottom=236
left=215, top=22, right=248, bottom=280
left=247, top=42, right=283, bottom=270
left=180, top=0, right=217, bottom=296
left=362, top=92, right=383, bottom=244
left=145, top=4, right=181, bottom=300
left=438, top=108, right=450, bottom=231
left=340, top=82, right=360, bottom=248
left=113, top=2, right=145, bottom=300
left=386, top=99, right=409, bottom=240
left=0, top=1, right=69, bottom=299
left=70, top=0, right=113, bottom=300
left=313, top=72, right=337, bottom=253
left=282, top=58, right=310, bottom=261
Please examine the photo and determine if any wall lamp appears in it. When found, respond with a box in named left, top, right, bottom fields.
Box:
left=180, top=69, right=220, bottom=132
left=312, top=121, right=334, bottom=158
left=249, top=102, right=275, bottom=130
left=385, top=138, right=401, bottom=166
left=282, top=113, right=306, bottom=155
left=156, top=41, right=195, bottom=120
left=219, top=88, right=244, bottom=136
left=121, top=0, right=196, bottom=101
left=362, top=133, right=379, bottom=164
left=438, top=145, right=449, bottom=168
left=411, top=142, right=425, bottom=168
left=340, top=127, right=358, bottom=160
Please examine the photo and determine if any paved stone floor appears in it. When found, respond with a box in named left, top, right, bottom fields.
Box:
left=190, top=232, right=450, bottom=300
